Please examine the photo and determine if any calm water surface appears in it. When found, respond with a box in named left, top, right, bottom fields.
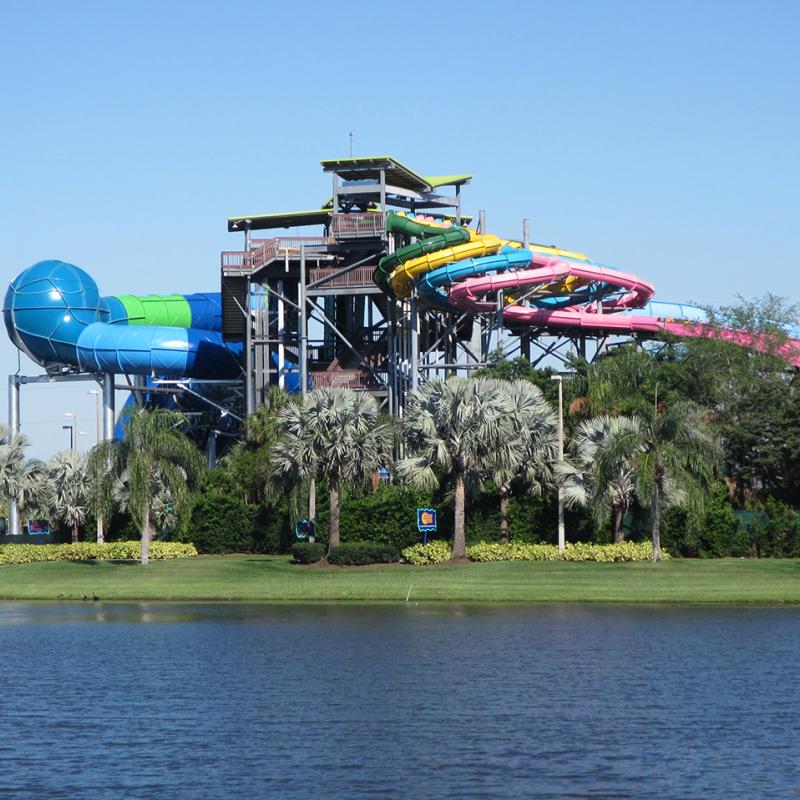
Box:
left=0, top=603, right=798, bottom=799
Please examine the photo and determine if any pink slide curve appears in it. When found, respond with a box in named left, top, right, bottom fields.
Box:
left=447, top=254, right=800, bottom=367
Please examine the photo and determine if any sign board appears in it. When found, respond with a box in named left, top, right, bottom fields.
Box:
left=417, top=508, right=437, bottom=532
left=27, top=520, right=50, bottom=535
left=295, top=519, right=316, bottom=540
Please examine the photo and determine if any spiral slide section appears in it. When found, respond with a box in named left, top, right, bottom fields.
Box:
left=4, top=260, right=242, bottom=379
left=380, top=212, right=800, bottom=366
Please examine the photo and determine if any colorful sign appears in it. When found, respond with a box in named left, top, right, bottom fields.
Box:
left=417, top=508, right=437, bottom=532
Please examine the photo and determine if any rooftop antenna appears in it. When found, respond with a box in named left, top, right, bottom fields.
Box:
left=349, top=131, right=353, bottom=157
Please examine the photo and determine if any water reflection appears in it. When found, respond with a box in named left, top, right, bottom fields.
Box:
left=0, top=603, right=798, bottom=799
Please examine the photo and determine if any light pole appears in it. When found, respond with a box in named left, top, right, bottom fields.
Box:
left=61, top=424, right=74, bottom=451
left=87, top=389, right=102, bottom=445
left=550, top=374, right=565, bottom=552
left=64, top=412, right=77, bottom=451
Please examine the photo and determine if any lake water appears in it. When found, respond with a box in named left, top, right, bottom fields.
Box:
left=0, top=603, right=798, bottom=799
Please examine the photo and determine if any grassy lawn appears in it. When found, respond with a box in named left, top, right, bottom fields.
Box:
left=0, top=555, right=798, bottom=603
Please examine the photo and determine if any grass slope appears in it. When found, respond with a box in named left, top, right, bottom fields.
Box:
left=0, top=556, right=798, bottom=603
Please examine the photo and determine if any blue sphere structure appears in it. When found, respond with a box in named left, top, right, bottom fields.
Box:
left=3, top=260, right=102, bottom=367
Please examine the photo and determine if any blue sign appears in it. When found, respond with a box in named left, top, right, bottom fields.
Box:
left=417, top=508, right=437, bottom=532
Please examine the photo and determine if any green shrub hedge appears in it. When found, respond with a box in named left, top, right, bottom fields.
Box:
left=401, top=540, right=666, bottom=564
left=402, top=541, right=453, bottom=565
left=466, top=541, right=667, bottom=562
left=327, top=541, right=399, bottom=566
left=291, top=542, right=325, bottom=564
left=0, top=541, right=198, bottom=565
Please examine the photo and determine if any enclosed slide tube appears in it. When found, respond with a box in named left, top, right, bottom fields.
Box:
left=379, top=212, right=800, bottom=366
left=3, top=260, right=241, bottom=379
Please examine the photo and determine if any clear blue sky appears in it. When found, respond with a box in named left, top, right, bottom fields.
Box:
left=1, top=0, right=798, bottom=457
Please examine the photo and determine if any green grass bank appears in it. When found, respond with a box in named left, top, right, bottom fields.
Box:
left=0, top=556, right=798, bottom=603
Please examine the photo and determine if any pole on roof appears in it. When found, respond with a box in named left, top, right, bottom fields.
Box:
left=523, top=218, right=530, bottom=249
left=478, top=210, right=486, bottom=235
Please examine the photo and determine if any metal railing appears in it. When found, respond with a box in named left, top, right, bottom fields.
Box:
left=221, top=236, right=334, bottom=274
left=331, top=212, right=385, bottom=239
left=310, top=369, right=384, bottom=390
left=308, top=265, right=376, bottom=289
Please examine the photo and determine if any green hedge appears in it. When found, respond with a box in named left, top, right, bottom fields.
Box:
left=0, top=541, right=198, bottom=565
left=402, top=541, right=453, bottom=565
left=327, top=541, right=399, bottom=566
left=401, top=540, right=666, bottom=564
left=467, top=540, right=668, bottom=562
left=291, top=542, right=325, bottom=564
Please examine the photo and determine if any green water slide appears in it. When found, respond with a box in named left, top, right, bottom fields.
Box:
left=374, top=212, right=470, bottom=295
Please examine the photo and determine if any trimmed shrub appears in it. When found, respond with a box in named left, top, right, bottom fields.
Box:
left=0, top=541, right=197, bottom=564
left=313, top=485, right=444, bottom=551
left=466, top=541, right=667, bottom=562
left=402, top=540, right=453, bottom=565
left=327, top=541, right=399, bottom=566
left=292, top=542, right=325, bottom=564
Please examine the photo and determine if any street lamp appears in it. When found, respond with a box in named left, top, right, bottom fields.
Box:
left=64, top=412, right=77, bottom=452
left=61, top=424, right=74, bottom=450
left=550, top=374, right=565, bottom=552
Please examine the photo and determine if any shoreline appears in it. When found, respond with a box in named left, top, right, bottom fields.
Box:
left=0, top=556, right=798, bottom=604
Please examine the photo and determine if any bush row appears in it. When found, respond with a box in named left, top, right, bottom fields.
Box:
left=401, top=540, right=668, bottom=565
left=327, top=542, right=399, bottom=566
left=292, top=541, right=400, bottom=565
left=292, top=542, right=326, bottom=564
left=0, top=541, right=198, bottom=565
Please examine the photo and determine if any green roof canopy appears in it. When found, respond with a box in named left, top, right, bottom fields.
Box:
left=227, top=209, right=331, bottom=232
left=320, top=156, right=471, bottom=192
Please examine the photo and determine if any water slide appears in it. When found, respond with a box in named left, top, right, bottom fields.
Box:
left=377, top=212, right=800, bottom=366
left=3, top=260, right=242, bottom=378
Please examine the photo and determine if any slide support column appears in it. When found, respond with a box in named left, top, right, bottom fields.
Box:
left=7, top=376, right=20, bottom=536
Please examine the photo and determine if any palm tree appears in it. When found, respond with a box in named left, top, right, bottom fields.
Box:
left=45, top=450, right=91, bottom=542
left=0, top=425, right=48, bottom=530
left=592, top=403, right=718, bottom=560
left=490, top=380, right=559, bottom=540
left=88, top=407, right=203, bottom=564
left=269, top=388, right=392, bottom=550
left=558, top=415, right=641, bottom=543
left=395, top=378, right=520, bottom=561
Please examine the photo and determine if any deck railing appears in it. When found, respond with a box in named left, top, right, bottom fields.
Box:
left=310, top=369, right=384, bottom=390
left=331, top=212, right=385, bottom=239
left=221, top=236, right=335, bottom=274
left=308, top=265, right=376, bottom=289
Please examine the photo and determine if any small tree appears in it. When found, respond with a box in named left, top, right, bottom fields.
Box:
left=45, top=450, right=91, bottom=542
left=395, top=378, right=520, bottom=561
left=558, top=415, right=641, bottom=543
left=0, top=424, right=48, bottom=527
left=490, top=381, right=559, bottom=540
left=593, top=403, right=718, bottom=561
left=88, top=407, right=203, bottom=564
left=269, top=388, right=392, bottom=550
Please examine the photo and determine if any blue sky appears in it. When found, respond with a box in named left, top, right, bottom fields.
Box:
left=1, top=0, right=798, bottom=457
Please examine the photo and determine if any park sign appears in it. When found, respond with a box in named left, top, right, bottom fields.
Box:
left=417, top=508, right=437, bottom=533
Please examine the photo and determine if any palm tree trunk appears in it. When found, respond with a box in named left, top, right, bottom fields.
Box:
left=651, top=483, right=661, bottom=562
left=499, top=490, right=510, bottom=542
left=613, top=504, right=625, bottom=544
left=140, top=511, right=152, bottom=566
left=329, top=478, right=340, bottom=551
left=452, top=471, right=467, bottom=561
left=71, top=521, right=79, bottom=544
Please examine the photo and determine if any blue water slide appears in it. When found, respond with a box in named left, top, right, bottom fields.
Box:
left=76, top=323, right=242, bottom=378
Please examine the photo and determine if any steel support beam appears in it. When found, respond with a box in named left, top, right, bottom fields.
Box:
left=7, top=376, right=20, bottom=536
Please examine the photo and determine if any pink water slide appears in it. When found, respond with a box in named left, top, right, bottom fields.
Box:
left=447, top=254, right=800, bottom=366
